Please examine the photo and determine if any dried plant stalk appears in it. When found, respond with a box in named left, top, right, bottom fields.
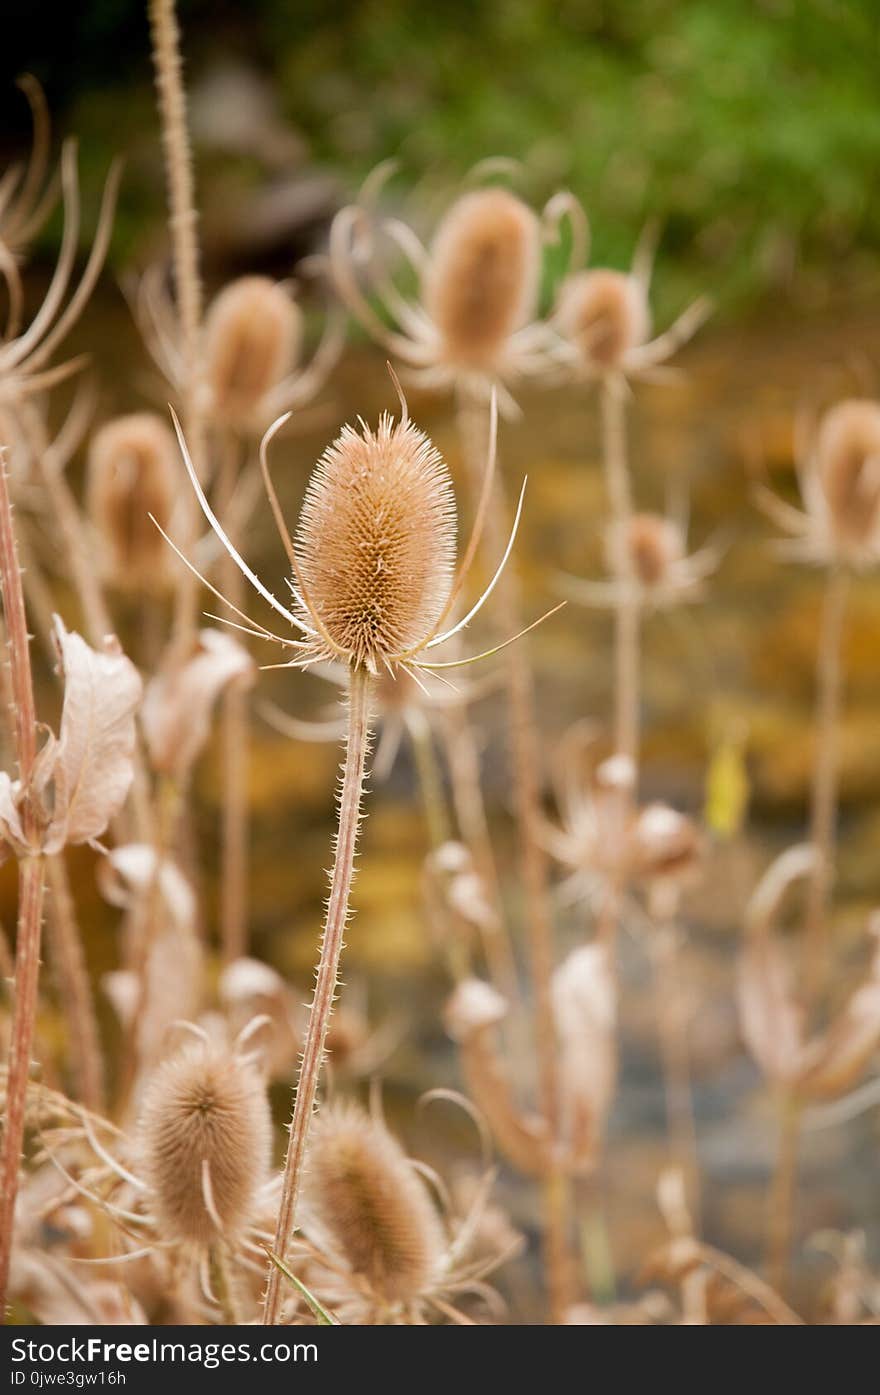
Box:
left=263, top=665, right=372, bottom=1324
left=45, top=853, right=104, bottom=1110
left=0, top=458, right=44, bottom=1309
left=455, top=391, right=570, bottom=1322
left=600, top=378, right=640, bottom=764
left=802, top=567, right=848, bottom=1006
left=148, top=0, right=204, bottom=643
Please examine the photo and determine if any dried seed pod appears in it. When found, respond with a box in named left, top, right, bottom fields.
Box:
left=303, top=1102, right=445, bottom=1304
left=610, top=512, right=685, bottom=588
left=555, top=269, right=650, bottom=372
left=137, top=1042, right=271, bottom=1247
left=296, top=413, right=457, bottom=670
left=552, top=945, right=616, bottom=1173
left=87, top=413, right=177, bottom=589
left=814, top=399, right=880, bottom=553
left=204, top=276, right=301, bottom=427
left=422, top=188, right=541, bottom=369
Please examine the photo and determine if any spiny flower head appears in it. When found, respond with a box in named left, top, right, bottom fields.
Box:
left=303, top=1102, right=445, bottom=1305
left=87, top=412, right=177, bottom=588
left=136, top=1041, right=271, bottom=1248
left=204, top=275, right=301, bottom=428
left=295, top=412, right=457, bottom=671
left=423, top=188, right=541, bottom=371
left=815, top=399, right=880, bottom=555
left=554, top=269, right=650, bottom=373
left=613, top=512, right=684, bottom=588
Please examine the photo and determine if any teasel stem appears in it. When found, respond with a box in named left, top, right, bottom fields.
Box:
left=263, top=664, right=372, bottom=1324
left=441, top=705, right=519, bottom=1003
left=148, top=0, right=204, bottom=647
left=600, top=375, right=640, bottom=767
left=45, top=854, right=104, bottom=1111
left=0, top=455, right=45, bottom=1311
left=17, top=401, right=153, bottom=845
left=766, top=1093, right=802, bottom=1295
left=216, top=433, right=250, bottom=963
left=408, top=708, right=452, bottom=850
left=650, top=902, right=700, bottom=1228
left=455, top=390, right=570, bottom=1323
left=802, top=566, right=848, bottom=1010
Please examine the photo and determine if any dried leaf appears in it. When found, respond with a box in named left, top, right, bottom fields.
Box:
left=142, top=629, right=255, bottom=780
left=798, top=925, right=880, bottom=1099
left=553, top=944, right=616, bottom=1171
left=43, top=616, right=142, bottom=853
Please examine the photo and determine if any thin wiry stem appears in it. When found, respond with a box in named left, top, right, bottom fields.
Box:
left=651, top=915, right=700, bottom=1229
left=766, top=1094, right=802, bottom=1296
left=45, top=854, right=104, bottom=1112
left=0, top=455, right=44, bottom=1311
left=600, top=376, right=640, bottom=764
left=802, top=567, right=848, bottom=1008
left=148, top=0, right=204, bottom=646
left=263, top=665, right=372, bottom=1324
left=455, top=392, right=570, bottom=1323
left=216, top=432, right=250, bottom=963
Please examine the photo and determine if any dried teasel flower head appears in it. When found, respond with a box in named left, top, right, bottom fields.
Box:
left=303, top=1101, right=446, bottom=1306
left=554, top=269, right=650, bottom=374
left=814, top=400, right=880, bottom=557
left=203, top=276, right=301, bottom=428
left=136, top=1040, right=272, bottom=1248
left=294, top=411, right=457, bottom=671
left=612, top=512, right=685, bottom=588
left=87, top=413, right=177, bottom=589
left=422, top=188, right=541, bottom=371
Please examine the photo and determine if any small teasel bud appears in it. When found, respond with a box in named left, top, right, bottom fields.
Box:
left=204, top=276, right=301, bottom=426
left=137, top=1042, right=272, bottom=1248
left=814, top=399, right=880, bottom=554
left=609, top=513, right=685, bottom=588
left=423, top=188, right=541, bottom=369
left=303, top=1102, right=445, bottom=1304
left=296, top=414, right=457, bottom=670
left=87, top=413, right=177, bottom=588
left=555, top=269, right=650, bottom=371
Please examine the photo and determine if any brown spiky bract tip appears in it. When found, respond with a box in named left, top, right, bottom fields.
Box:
left=137, top=1042, right=271, bottom=1248
left=87, top=412, right=177, bottom=588
left=620, top=513, right=684, bottom=587
left=296, top=414, right=457, bottom=671
left=556, top=269, right=650, bottom=370
left=304, top=1102, right=445, bottom=1303
left=815, top=399, right=880, bottom=551
left=423, top=188, right=540, bottom=369
left=204, top=275, right=301, bottom=425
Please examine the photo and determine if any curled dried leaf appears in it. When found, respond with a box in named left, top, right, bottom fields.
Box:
left=142, top=629, right=255, bottom=781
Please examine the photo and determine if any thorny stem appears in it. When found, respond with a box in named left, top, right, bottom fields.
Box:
left=0, top=456, right=45, bottom=1311
left=263, top=665, right=372, bottom=1324
left=455, top=392, right=570, bottom=1323
left=217, top=433, right=250, bottom=963
left=148, top=0, right=204, bottom=646
left=45, top=854, right=104, bottom=1111
left=802, top=567, right=848, bottom=1010
left=600, top=377, right=640, bottom=766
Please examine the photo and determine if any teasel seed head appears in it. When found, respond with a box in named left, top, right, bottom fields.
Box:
left=137, top=1041, right=272, bottom=1248
left=814, top=399, right=880, bottom=555
left=87, top=413, right=177, bottom=589
left=423, top=188, right=541, bottom=370
left=303, top=1102, right=445, bottom=1304
left=555, top=269, right=650, bottom=372
left=610, top=512, right=685, bottom=588
left=204, top=276, right=301, bottom=427
left=295, top=412, right=457, bottom=671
